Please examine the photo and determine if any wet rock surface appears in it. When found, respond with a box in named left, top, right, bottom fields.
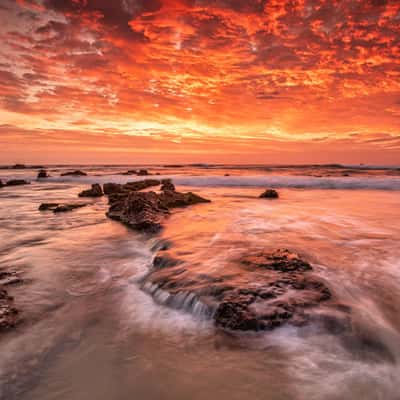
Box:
left=79, top=183, right=103, bottom=197
left=60, top=170, right=87, bottom=177
left=142, top=248, right=340, bottom=332
left=259, top=189, right=279, bottom=199
left=3, top=179, right=30, bottom=186
left=39, top=203, right=88, bottom=213
left=104, top=179, right=210, bottom=232
left=37, top=169, right=49, bottom=179
left=160, top=179, right=175, bottom=191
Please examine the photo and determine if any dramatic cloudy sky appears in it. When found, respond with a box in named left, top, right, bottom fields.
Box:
left=0, top=0, right=399, bottom=164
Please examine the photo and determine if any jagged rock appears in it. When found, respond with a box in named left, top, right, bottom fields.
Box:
left=103, top=183, right=123, bottom=195
left=107, top=191, right=168, bottom=233
left=39, top=203, right=87, bottom=213
left=159, top=190, right=210, bottom=208
left=259, top=189, right=279, bottom=199
left=61, top=170, right=87, bottom=177
left=160, top=179, right=175, bottom=191
left=137, top=169, right=149, bottom=176
left=37, top=169, right=49, bottom=179
left=78, top=183, right=103, bottom=197
left=124, top=179, right=160, bottom=191
left=6, top=179, right=30, bottom=186
left=142, top=249, right=338, bottom=332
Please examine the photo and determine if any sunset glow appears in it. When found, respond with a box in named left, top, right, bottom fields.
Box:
left=0, top=0, right=399, bottom=164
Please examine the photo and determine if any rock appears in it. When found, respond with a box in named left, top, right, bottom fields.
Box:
left=6, top=179, right=30, bottom=186
left=137, top=169, right=149, bottom=176
left=39, top=203, right=87, bottom=213
left=11, top=164, right=26, bottom=169
left=37, top=169, right=49, bottom=179
left=0, top=180, right=4, bottom=188
left=78, top=183, right=103, bottom=197
left=0, top=287, right=19, bottom=331
left=53, top=203, right=88, bottom=213
left=124, top=179, right=160, bottom=191
left=39, top=203, right=60, bottom=211
left=0, top=271, right=23, bottom=286
left=60, top=170, right=87, bottom=177
left=259, top=189, right=279, bottom=199
left=159, top=190, right=210, bottom=208
left=107, top=191, right=168, bottom=233
left=103, top=183, right=123, bottom=195
left=121, top=170, right=137, bottom=175
left=160, top=179, right=175, bottom=191
left=142, top=248, right=338, bottom=332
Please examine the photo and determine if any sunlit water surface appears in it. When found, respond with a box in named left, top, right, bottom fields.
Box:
left=0, top=165, right=400, bottom=400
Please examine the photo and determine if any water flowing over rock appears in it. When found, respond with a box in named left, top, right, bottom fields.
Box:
left=0, top=287, right=19, bottom=331
left=78, top=183, right=103, bottom=197
left=61, top=170, right=87, bottom=177
left=259, top=189, right=279, bottom=199
left=142, top=248, right=341, bottom=332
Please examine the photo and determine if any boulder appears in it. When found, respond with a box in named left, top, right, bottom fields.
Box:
left=160, top=179, right=175, bottom=191
left=11, top=164, right=26, bottom=169
left=107, top=191, right=168, bottom=233
left=159, top=190, right=210, bottom=208
left=61, top=170, right=87, bottom=177
left=6, top=179, right=30, bottom=186
left=142, top=248, right=338, bottom=332
left=103, top=182, right=123, bottom=195
left=137, top=169, right=149, bottom=176
left=78, top=183, right=103, bottom=197
left=124, top=179, right=160, bottom=191
left=37, top=169, right=49, bottom=178
left=259, top=189, right=279, bottom=199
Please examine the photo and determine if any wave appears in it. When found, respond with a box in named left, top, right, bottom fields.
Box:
left=39, top=174, right=400, bottom=191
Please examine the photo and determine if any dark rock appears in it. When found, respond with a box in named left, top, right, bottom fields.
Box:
left=39, top=203, right=60, bottom=211
left=160, top=179, right=175, bottom=191
left=259, top=189, right=279, bottom=199
left=0, top=180, right=3, bottom=188
left=121, top=170, right=137, bottom=175
left=11, top=164, right=26, bottom=169
left=61, top=170, right=87, bottom=177
left=0, top=271, right=23, bottom=286
left=159, top=190, right=210, bottom=208
left=142, top=249, right=339, bottom=332
left=107, top=191, right=168, bottom=233
left=6, top=179, right=30, bottom=186
left=137, top=169, right=149, bottom=176
left=53, top=203, right=88, bottom=213
left=124, top=179, right=160, bottom=191
left=37, top=169, right=49, bottom=179
left=39, top=203, right=87, bottom=212
left=78, top=183, right=103, bottom=197
left=103, top=182, right=123, bottom=195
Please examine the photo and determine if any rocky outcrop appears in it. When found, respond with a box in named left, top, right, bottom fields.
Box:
left=78, top=183, right=103, bottom=197
left=259, top=189, right=279, bottom=199
left=160, top=179, right=175, bottom=191
left=104, top=179, right=210, bottom=233
left=37, top=169, right=49, bottom=179
left=39, top=203, right=88, bottom=213
left=142, top=248, right=339, bottom=332
left=137, top=169, right=150, bottom=176
left=5, top=179, right=30, bottom=186
left=61, top=170, right=87, bottom=177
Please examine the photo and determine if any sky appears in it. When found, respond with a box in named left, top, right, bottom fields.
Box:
left=0, top=0, right=399, bottom=165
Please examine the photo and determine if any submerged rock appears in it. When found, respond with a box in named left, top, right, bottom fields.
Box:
left=5, top=179, right=30, bottom=186
left=142, top=248, right=337, bottom=332
left=259, top=189, right=279, bottom=199
left=61, top=170, right=87, bottom=177
left=37, top=169, right=49, bottom=179
left=39, top=202, right=87, bottom=213
left=79, top=183, right=103, bottom=197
